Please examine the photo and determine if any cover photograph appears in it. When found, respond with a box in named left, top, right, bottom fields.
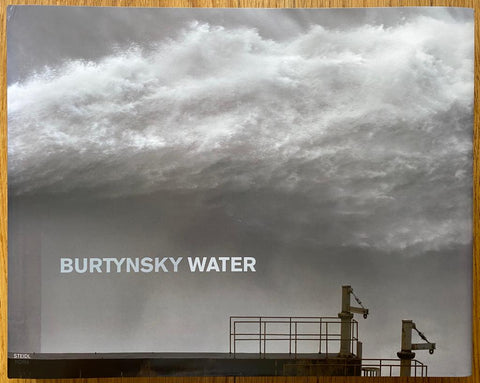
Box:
left=6, top=6, right=474, bottom=378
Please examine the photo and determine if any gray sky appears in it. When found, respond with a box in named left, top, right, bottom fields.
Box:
left=7, top=6, right=474, bottom=376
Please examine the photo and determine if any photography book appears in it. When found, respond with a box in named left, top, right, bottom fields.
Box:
left=7, top=6, right=474, bottom=378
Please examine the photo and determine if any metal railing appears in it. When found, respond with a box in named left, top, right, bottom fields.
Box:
left=361, top=358, right=428, bottom=377
left=282, top=358, right=428, bottom=377
left=229, top=316, right=359, bottom=357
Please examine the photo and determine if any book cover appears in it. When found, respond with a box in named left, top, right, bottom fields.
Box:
left=6, top=6, right=474, bottom=378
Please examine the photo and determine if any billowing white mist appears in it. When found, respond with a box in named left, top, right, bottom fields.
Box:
left=8, top=16, right=473, bottom=254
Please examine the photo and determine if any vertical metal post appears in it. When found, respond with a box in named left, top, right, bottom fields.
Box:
left=356, top=341, right=362, bottom=359
left=289, top=317, right=292, bottom=355
left=259, top=318, right=262, bottom=356
left=233, top=322, right=236, bottom=356
left=229, top=318, right=232, bottom=354
left=356, top=321, right=358, bottom=344
left=326, top=322, right=329, bottom=355
left=397, top=320, right=415, bottom=377
left=263, top=321, right=267, bottom=355
left=318, top=318, right=322, bottom=354
left=356, top=341, right=362, bottom=376
left=295, top=322, right=298, bottom=357
left=351, top=320, right=354, bottom=353
left=338, top=285, right=354, bottom=356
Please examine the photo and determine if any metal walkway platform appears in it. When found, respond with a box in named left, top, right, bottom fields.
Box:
left=8, top=352, right=363, bottom=378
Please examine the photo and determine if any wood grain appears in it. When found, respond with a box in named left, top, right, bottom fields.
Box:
left=0, top=0, right=477, bottom=382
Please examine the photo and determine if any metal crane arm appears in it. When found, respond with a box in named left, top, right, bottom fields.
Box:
left=412, top=343, right=436, bottom=351
left=349, top=306, right=369, bottom=316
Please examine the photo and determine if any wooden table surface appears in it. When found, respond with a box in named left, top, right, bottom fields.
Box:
left=0, top=0, right=478, bottom=382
